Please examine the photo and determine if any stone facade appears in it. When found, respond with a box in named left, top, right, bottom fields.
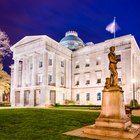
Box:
left=10, top=36, right=72, bottom=107
left=10, top=33, right=140, bottom=107
left=72, top=35, right=140, bottom=105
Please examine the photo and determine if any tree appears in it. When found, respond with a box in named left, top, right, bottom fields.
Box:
left=0, top=30, right=11, bottom=103
left=0, top=30, right=11, bottom=62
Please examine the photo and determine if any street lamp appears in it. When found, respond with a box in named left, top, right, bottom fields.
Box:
left=132, top=79, right=136, bottom=108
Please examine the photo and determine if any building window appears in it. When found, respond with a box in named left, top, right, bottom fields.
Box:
left=116, top=55, right=121, bottom=62
left=97, top=92, right=101, bottom=101
left=76, top=94, right=80, bottom=101
left=86, top=80, right=90, bottom=85
left=86, top=93, right=90, bottom=101
left=37, top=74, right=42, bottom=85
left=118, top=78, right=121, bottom=82
left=39, top=61, right=43, bottom=68
left=85, top=64, right=90, bottom=67
left=96, top=57, right=101, bottom=65
left=75, top=81, right=79, bottom=86
left=30, top=63, right=33, bottom=69
left=24, top=90, right=30, bottom=105
left=75, top=65, right=79, bottom=69
left=19, top=61, right=23, bottom=71
left=48, top=75, right=52, bottom=85
left=61, top=61, right=64, bottom=67
left=49, top=59, right=52, bottom=66
left=18, top=84, right=21, bottom=87
left=61, top=76, right=64, bottom=85
left=96, top=60, right=101, bottom=65
left=97, top=79, right=101, bottom=84
left=118, top=78, right=121, bottom=84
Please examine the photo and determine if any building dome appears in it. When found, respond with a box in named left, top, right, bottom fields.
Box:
left=60, top=31, right=84, bottom=50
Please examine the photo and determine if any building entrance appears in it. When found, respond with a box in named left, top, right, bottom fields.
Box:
left=24, top=90, right=30, bottom=105
left=34, top=89, right=40, bottom=106
left=50, top=90, right=56, bottom=105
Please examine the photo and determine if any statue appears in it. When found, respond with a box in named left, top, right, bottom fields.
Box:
left=66, top=46, right=140, bottom=140
left=105, top=46, right=118, bottom=88
left=104, top=78, right=111, bottom=89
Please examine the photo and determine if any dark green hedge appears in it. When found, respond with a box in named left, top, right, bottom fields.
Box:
left=0, top=102, right=11, bottom=107
left=54, top=104, right=101, bottom=107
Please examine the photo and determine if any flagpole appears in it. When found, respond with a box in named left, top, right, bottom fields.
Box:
left=114, top=17, right=116, bottom=38
left=106, top=16, right=119, bottom=38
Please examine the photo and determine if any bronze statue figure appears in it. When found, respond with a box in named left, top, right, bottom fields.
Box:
left=108, top=46, right=118, bottom=87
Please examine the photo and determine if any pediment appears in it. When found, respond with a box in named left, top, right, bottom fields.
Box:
left=11, top=35, right=46, bottom=50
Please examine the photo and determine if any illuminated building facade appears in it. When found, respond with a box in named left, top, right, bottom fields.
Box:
left=10, top=31, right=140, bottom=107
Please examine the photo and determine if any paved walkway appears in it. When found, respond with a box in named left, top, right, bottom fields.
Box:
left=132, top=110, right=140, bottom=116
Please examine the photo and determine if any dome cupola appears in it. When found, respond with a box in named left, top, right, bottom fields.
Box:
left=60, top=31, right=84, bottom=50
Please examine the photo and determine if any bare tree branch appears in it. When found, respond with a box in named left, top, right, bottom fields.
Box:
left=0, top=30, right=11, bottom=61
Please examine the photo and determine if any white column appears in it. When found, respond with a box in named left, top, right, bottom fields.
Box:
left=10, top=89, right=15, bottom=107
left=64, top=59, right=66, bottom=87
left=11, top=58, right=19, bottom=107
left=52, top=53, right=56, bottom=85
left=26, top=58, right=30, bottom=86
left=13, top=58, right=19, bottom=88
left=42, top=52, right=48, bottom=85
left=32, top=54, right=37, bottom=86
left=55, top=54, right=59, bottom=86
left=46, top=89, right=50, bottom=106
left=20, top=90, right=24, bottom=107
left=65, top=59, right=68, bottom=88
left=40, top=52, right=49, bottom=106
left=22, top=58, right=26, bottom=87
left=29, top=89, right=34, bottom=107
left=40, top=87, right=46, bottom=106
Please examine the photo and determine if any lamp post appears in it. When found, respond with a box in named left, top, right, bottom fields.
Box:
left=132, top=79, right=136, bottom=108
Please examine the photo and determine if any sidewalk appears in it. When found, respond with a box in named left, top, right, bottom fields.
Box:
left=132, top=110, right=140, bottom=116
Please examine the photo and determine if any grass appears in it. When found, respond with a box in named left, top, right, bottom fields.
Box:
left=0, top=108, right=99, bottom=140
left=0, top=109, right=140, bottom=140
left=131, top=115, right=140, bottom=124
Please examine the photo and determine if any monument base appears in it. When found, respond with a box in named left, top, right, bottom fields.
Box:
left=64, top=124, right=140, bottom=140
left=84, top=124, right=140, bottom=139
left=83, top=87, right=140, bottom=139
left=65, top=87, right=140, bottom=139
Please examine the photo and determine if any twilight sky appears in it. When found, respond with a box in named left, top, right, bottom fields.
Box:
left=0, top=0, right=140, bottom=74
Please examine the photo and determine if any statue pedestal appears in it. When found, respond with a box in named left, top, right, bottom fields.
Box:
left=83, top=87, right=140, bottom=139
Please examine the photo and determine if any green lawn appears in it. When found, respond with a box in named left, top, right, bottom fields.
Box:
left=0, top=109, right=140, bottom=140
left=0, top=108, right=99, bottom=140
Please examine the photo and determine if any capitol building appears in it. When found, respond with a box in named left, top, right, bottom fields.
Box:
left=10, top=31, right=140, bottom=107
